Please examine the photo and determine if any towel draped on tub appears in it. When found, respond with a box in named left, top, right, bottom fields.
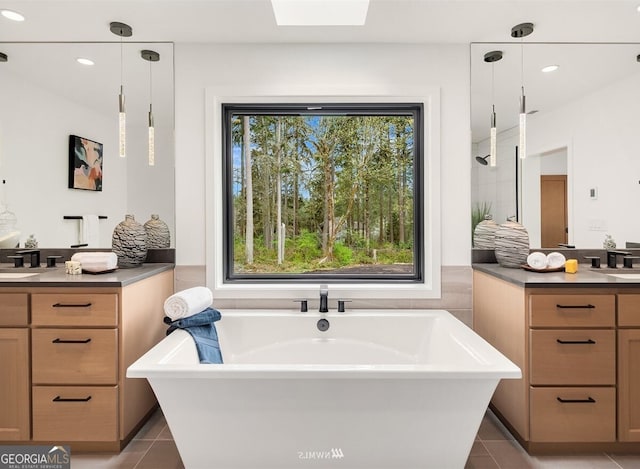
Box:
left=164, top=307, right=223, bottom=364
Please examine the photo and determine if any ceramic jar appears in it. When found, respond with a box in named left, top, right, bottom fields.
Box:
left=25, top=234, right=38, bottom=249
left=112, top=214, right=147, bottom=267
left=603, top=234, right=616, bottom=249
left=494, top=217, right=530, bottom=268
left=143, top=214, right=171, bottom=248
left=473, top=214, right=498, bottom=249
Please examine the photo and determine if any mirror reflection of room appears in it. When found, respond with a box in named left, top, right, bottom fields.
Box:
left=471, top=43, right=640, bottom=249
left=0, top=42, right=174, bottom=248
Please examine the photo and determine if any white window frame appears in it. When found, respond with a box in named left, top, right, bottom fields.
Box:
left=205, top=89, right=441, bottom=300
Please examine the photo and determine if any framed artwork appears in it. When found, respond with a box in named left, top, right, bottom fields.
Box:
left=68, top=134, right=103, bottom=191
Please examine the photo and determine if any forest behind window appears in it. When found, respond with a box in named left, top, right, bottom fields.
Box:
left=223, top=103, right=423, bottom=282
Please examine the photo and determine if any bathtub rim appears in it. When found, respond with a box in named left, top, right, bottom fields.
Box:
left=127, top=309, right=521, bottom=380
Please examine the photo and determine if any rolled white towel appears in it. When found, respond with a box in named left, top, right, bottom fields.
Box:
left=526, top=252, right=548, bottom=270
left=164, top=286, right=213, bottom=321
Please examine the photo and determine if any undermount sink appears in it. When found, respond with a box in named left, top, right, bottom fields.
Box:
left=606, top=273, right=640, bottom=280
left=0, top=272, right=40, bottom=279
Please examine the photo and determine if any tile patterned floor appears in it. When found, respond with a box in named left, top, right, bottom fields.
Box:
left=70, top=408, right=640, bottom=468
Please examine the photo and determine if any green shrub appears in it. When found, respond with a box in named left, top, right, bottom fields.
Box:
left=333, top=242, right=353, bottom=265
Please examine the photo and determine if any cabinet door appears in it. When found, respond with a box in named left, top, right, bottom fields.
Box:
left=618, top=329, right=640, bottom=441
left=0, top=328, right=30, bottom=440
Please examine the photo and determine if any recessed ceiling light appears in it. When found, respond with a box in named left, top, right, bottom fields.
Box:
left=76, top=58, right=95, bottom=66
left=637, top=4, right=640, bottom=12
left=271, top=0, right=369, bottom=26
left=541, top=64, right=559, bottom=73
left=1, top=9, right=25, bottom=22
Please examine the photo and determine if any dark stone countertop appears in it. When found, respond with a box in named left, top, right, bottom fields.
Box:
left=473, top=263, right=640, bottom=289
left=0, top=263, right=174, bottom=287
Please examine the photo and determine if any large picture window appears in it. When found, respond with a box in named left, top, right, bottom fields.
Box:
left=222, top=103, right=423, bottom=282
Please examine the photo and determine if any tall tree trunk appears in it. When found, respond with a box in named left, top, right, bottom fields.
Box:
left=243, top=116, right=253, bottom=264
left=276, top=118, right=283, bottom=264
left=378, top=187, right=384, bottom=244
left=364, top=183, right=370, bottom=253
left=398, top=158, right=405, bottom=245
left=263, top=164, right=272, bottom=250
left=293, top=173, right=298, bottom=237
left=388, top=189, right=394, bottom=244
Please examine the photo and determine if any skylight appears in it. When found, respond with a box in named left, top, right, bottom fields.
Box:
left=271, top=0, right=369, bottom=26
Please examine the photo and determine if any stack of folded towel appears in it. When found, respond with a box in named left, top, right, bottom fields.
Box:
left=163, top=286, right=223, bottom=364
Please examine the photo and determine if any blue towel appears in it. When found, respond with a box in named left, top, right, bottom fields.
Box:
left=165, top=307, right=223, bottom=364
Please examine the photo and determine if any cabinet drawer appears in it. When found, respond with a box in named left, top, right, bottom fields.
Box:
left=618, top=294, right=640, bottom=327
left=530, top=329, right=615, bottom=385
left=32, top=293, right=117, bottom=327
left=32, top=385, right=117, bottom=441
left=530, top=386, right=615, bottom=442
left=529, top=294, right=615, bottom=327
left=32, top=329, right=117, bottom=384
left=0, top=293, right=29, bottom=326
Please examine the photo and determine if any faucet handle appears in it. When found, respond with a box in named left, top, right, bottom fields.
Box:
left=584, top=256, right=601, bottom=268
left=623, top=256, right=640, bottom=268
left=293, top=299, right=308, bottom=313
left=337, top=300, right=351, bottom=313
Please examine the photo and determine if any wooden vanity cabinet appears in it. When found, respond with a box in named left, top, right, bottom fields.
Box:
left=528, top=292, right=616, bottom=443
left=472, top=270, right=632, bottom=453
left=617, top=294, right=640, bottom=442
left=0, top=268, right=173, bottom=451
left=31, top=293, right=120, bottom=442
left=0, top=294, right=30, bottom=440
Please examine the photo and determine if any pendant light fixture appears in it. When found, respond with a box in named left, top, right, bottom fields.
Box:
left=511, top=22, right=534, bottom=160
left=484, top=50, right=503, bottom=167
left=110, top=22, right=133, bottom=158
left=141, top=50, right=160, bottom=166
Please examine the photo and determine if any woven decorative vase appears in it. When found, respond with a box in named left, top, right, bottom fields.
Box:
left=112, top=214, right=147, bottom=267
left=494, top=217, right=530, bottom=268
left=473, top=214, right=498, bottom=249
left=143, top=214, right=170, bottom=248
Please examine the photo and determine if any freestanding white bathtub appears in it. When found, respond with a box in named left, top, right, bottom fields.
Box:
left=127, top=310, right=520, bottom=469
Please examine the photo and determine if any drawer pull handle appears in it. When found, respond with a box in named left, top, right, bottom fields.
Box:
left=557, top=396, right=596, bottom=404
left=52, top=302, right=92, bottom=308
left=52, top=395, right=92, bottom=402
left=52, top=338, right=92, bottom=344
left=556, top=304, right=595, bottom=309
left=556, top=339, right=596, bottom=345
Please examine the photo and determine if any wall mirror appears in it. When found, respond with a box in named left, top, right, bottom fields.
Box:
left=471, top=42, right=640, bottom=249
left=0, top=41, right=174, bottom=248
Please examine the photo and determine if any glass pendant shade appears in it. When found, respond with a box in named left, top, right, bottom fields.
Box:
left=489, top=107, right=497, bottom=167
left=519, top=88, right=526, bottom=159
left=118, top=86, right=126, bottom=158
left=148, top=107, right=155, bottom=166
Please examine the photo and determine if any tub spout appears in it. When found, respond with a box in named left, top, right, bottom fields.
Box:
left=319, top=284, right=328, bottom=313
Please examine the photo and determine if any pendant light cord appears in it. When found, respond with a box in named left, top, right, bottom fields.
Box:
left=520, top=37, right=525, bottom=98
left=492, top=61, right=496, bottom=115
left=120, top=31, right=123, bottom=90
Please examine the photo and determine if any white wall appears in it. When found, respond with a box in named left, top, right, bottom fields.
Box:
left=473, top=70, right=640, bottom=248
left=174, top=43, right=471, bottom=267
left=125, top=121, right=175, bottom=244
